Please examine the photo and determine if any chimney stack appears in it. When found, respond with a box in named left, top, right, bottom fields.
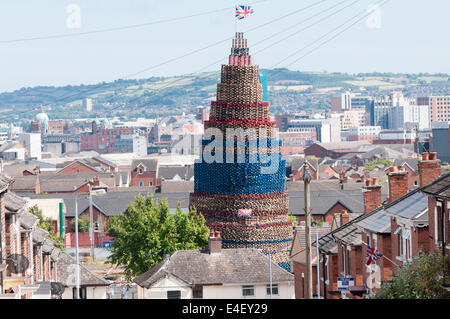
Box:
left=363, top=178, right=382, bottom=214
left=208, top=229, right=222, bottom=254
left=418, top=152, right=441, bottom=187
left=387, top=166, right=409, bottom=203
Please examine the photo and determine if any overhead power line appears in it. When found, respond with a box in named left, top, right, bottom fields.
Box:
left=271, top=0, right=391, bottom=69
left=0, top=0, right=329, bottom=121
left=0, top=0, right=269, bottom=44
left=252, top=0, right=360, bottom=55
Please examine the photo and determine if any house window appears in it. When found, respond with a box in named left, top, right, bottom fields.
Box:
left=139, top=167, right=143, bottom=174
left=149, top=181, right=153, bottom=186
left=167, top=290, right=181, bottom=299
left=139, top=182, right=143, bottom=187
left=73, top=287, right=87, bottom=299
left=242, top=285, right=255, bottom=297
left=266, top=284, right=279, bottom=296
left=193, top=285, right=203, bottom=299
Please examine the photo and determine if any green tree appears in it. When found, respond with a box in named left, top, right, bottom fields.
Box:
left=29, top=205, right=64, bottom=250
left=106, top=195, right=209, bottom=281
left=373, top=249, right=448, bottom=299
left=287, top=215, right=298, bottom=228
left=69, top=215, right=91, bottom=233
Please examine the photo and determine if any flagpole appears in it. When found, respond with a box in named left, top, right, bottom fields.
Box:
left=369, top=263, right=372, bottom=296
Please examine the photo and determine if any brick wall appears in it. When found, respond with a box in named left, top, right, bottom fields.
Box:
left=363, top=180, right=382, bottom=214
left=131, top=171, right=157, bottom=187
left=387, top=168, right=408, bottom=203
left=33, top=245, right=42, bottom=282
left=58, top=161, right=98, bottom=174
left=418, top=153, right=441, bottom=187
left=0, top=192, right=5, bottom=262
left=293, top=261, right=318, bottom=298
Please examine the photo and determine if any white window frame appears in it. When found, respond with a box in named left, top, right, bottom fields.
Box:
left=266, top=284, right=279, bottom=297
left=242, top=285, right=255, bottom=299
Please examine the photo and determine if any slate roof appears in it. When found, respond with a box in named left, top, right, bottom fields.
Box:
left=158, top=165, right=194, bottom=180
left=422, top=172, right=450, bottom=200
left=292, top=226, right=331, bottom=253
left=20, top=212, right=39, bottom=230
left=3, top=164, right=39, bottom=177
left=384, top=190, right=428, bottom=221
left=131, top=159, right=158, bottom=172
left=50, top=248, right=61, bottom=261
left=0, top=173, right=13, bottom=193
left=93, top=156, right=118, bottom=168
left=10, top=173, right=117, bottom=193
left=316, top=186, right=431, bottom=253
left=315, top=141, right=370, bottom=151
left=160, top=180, right=194, bottom=193
left=288, top=190, right=366, bottom=216
left=4, top=192, right=28, bottom=214
left=21, top=191, right=188, bottom=217
left=394, top=158, right=419, bottom=172
left=32, top=227, right=49, bottom=244
left=42, top=238, right=55, bottom=254
left=56, top=251, right=109, bottom=287
left=291, top=157, right=319, bottom=172
left=134, top=248, right=294, bottom=288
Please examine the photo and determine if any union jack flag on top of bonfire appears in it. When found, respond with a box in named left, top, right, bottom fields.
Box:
left=366, top=245, right=383, bottom=265
left=235, top=5, right=254, bottom=20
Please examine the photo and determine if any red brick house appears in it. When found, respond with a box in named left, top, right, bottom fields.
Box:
left=314, top=153, right=446, bottom=298
left=304, top=142, right=369, bottom=160
left=421, top=156, right=450, bottom=273
left=57, top=160, right=99, bottom=175
left=290, top=158, right=319, bottom=181
left=131, top=159, right=159, bottom=187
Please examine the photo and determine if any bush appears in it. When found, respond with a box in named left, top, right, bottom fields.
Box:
left=373, top=248, right=448, bottom=299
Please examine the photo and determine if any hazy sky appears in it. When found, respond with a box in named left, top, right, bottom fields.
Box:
left=0, top=0, right=449, bottom=92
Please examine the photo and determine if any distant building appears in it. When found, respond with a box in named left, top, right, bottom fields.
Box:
left=338, top=109, right=367, bottom=129
left=278, top=131, right=316, bottom=155
left=331, top=92, right=372, bottom=113
left=131, top=159, right=159, bottom=187
left=342, top=126, right=381, bottom=142
left=18, top=133, right=41, bottom=160
left=83, top=98, right=93, bottom=112
left=274, top=114, right=296, bottom=132
left=418, top=95, right=450, bottom=125
left=431, top=121, right=450, bottom=163
left=114, top=134, right=148, bottom=157
left=80, top=121, right=135, bottom=153
left=287, top=117, right=340, bottom=143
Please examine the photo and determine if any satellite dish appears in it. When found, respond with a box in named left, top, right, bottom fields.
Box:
left=50, top=282, right=65, bottom=295
left=6, top=254, right=29, bottom=274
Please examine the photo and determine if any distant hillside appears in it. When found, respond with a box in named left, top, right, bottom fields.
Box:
left=0, top=69, right=449, bottom=121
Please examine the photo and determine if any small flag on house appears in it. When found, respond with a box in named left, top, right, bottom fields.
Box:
left=366, top=245, right=383, bottom=265
left=237, top=208, right=252, bottom=217
left=235, top=5, right=254, bottom=20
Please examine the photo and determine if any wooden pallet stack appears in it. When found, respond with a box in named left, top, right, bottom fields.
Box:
left=190, top=32, right=293, bottom=272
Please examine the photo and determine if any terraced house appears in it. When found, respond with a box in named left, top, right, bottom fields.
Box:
left=297, top=152, right=449, bottom=299
left=0, top=172, right=109, bottom=299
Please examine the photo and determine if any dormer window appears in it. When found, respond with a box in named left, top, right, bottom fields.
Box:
left=139, top=167, right=143, bottom=174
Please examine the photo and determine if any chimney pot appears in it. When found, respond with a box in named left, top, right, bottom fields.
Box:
left=372, top=177, right=378, bottom=185
left=365, top=179, right=371, bottom=186
left=429, top=152, right=437, bottom=160
left=422, top=152, right=429, bottom=161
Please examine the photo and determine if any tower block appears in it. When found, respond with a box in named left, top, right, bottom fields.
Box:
left=190, top=33, right=293, bottom=271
